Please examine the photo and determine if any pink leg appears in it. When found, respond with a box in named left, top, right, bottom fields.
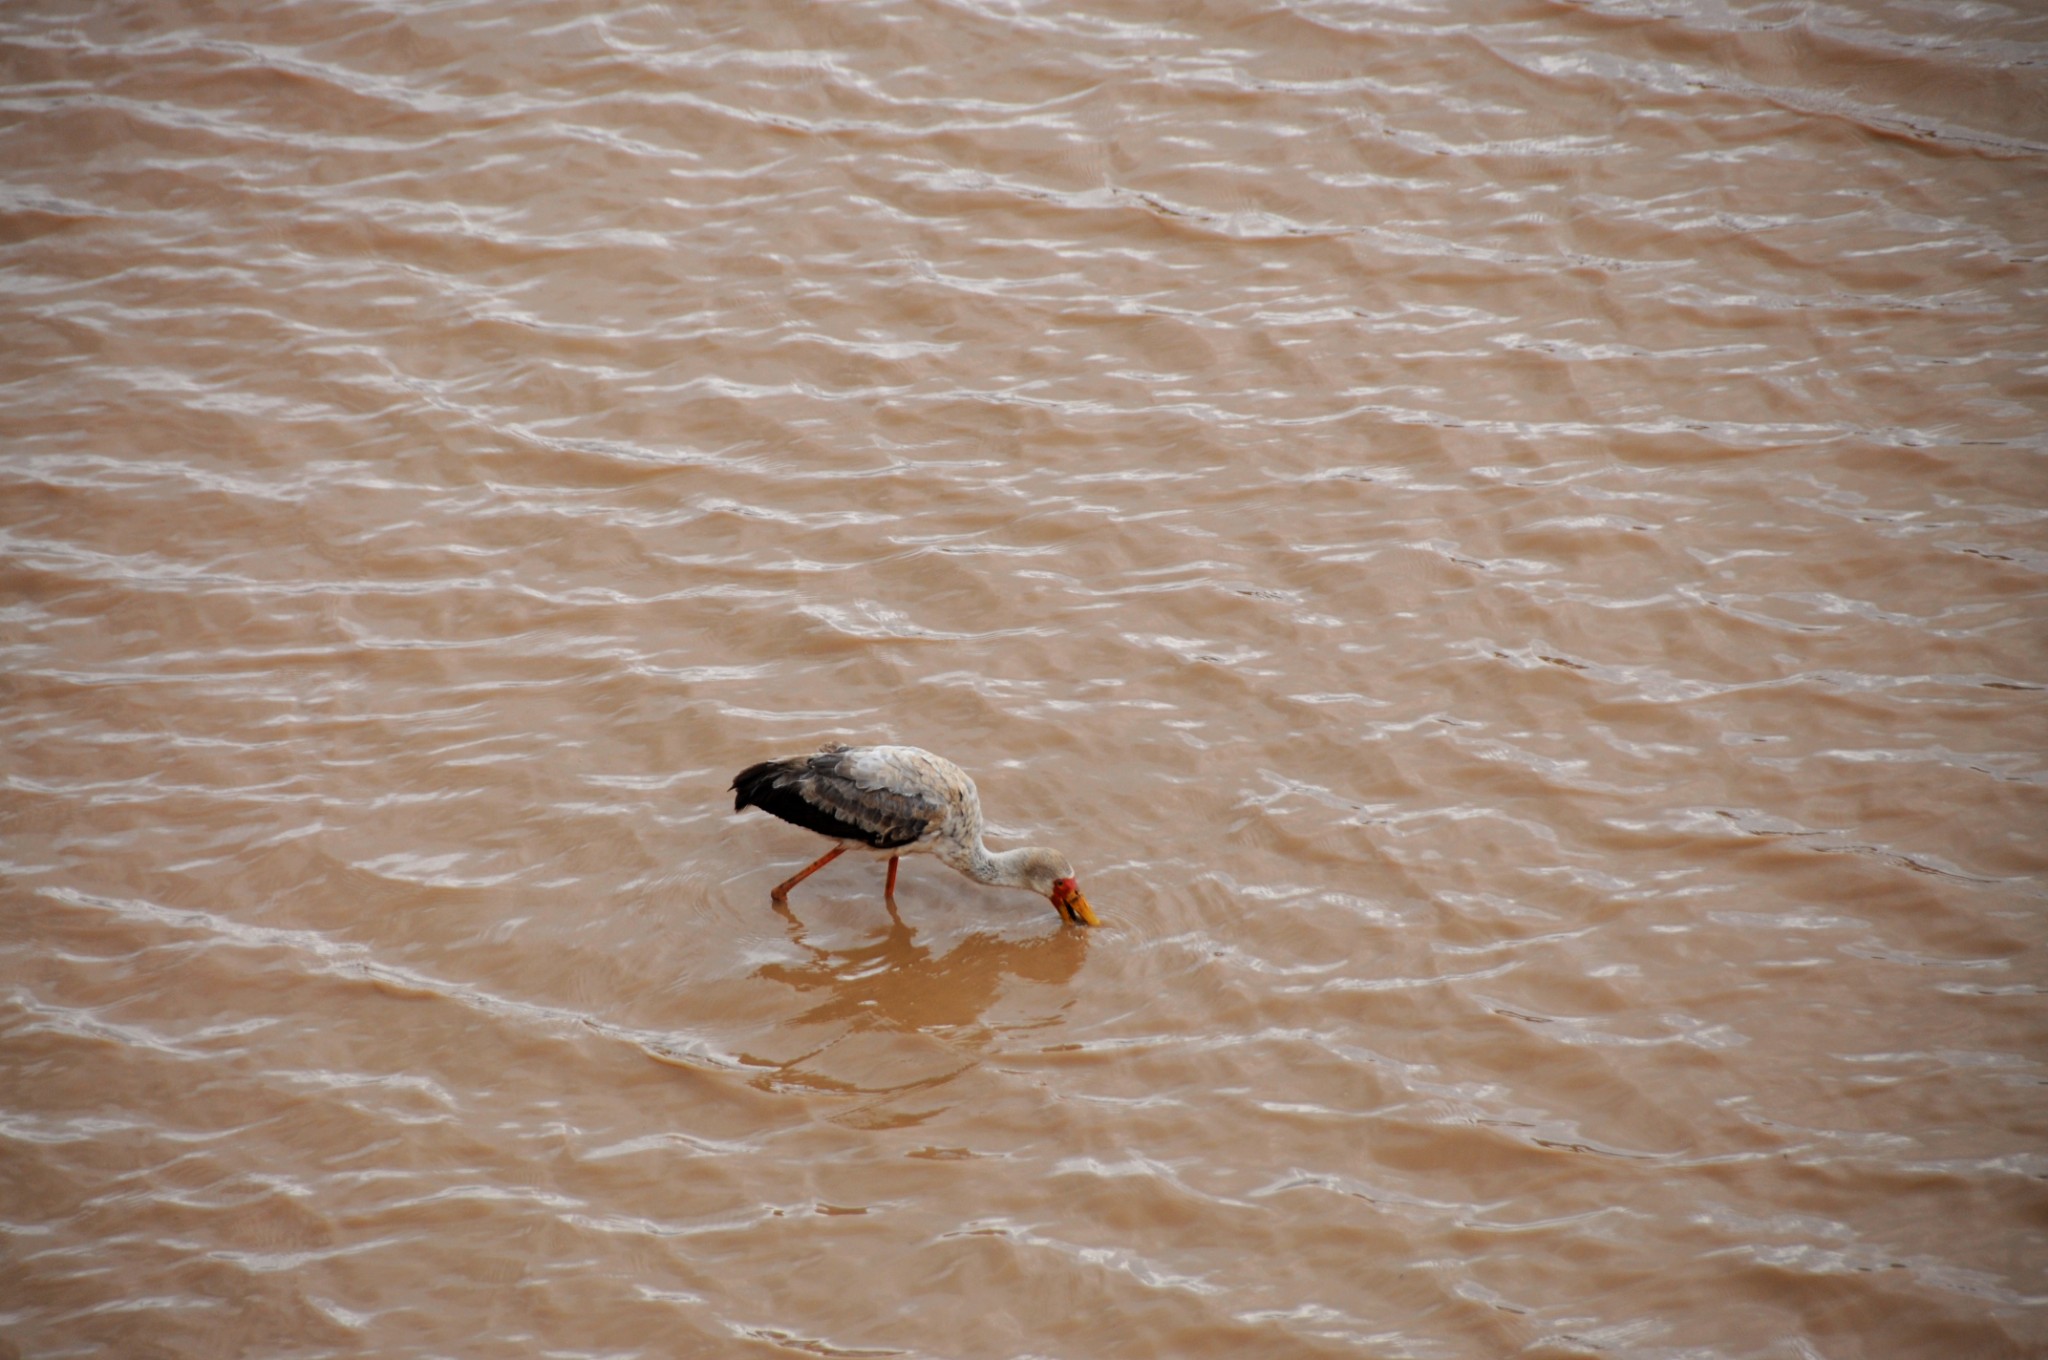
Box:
left=771, top=846, right=845, bottom=902
left=885, top=856, right=900, bottom=899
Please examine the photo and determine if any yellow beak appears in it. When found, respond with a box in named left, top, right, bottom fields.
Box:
left=1054, top=886, right=1099, bottom=927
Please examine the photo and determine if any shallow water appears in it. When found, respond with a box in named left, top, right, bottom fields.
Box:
left=4, top=1, right=2046, bottom=1356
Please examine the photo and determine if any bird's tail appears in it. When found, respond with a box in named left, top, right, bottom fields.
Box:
left=730, top=759, right=792, bottom=813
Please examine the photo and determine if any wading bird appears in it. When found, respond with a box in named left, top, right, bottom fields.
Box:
left=730, top=743, right=1098, bottom=926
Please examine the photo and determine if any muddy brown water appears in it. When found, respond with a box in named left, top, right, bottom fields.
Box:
left=4, top=2, right=2046, bottom=1357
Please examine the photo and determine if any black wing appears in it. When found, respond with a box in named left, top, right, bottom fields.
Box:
left=730, top=746, right=939, bottom=850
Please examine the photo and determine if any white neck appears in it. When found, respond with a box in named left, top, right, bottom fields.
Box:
left=935, top=836, right=1057, bottom=896
left=969, top=844, right=1043, bottom=891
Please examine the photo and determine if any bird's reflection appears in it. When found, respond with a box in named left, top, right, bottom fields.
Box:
left=758, top=899, right=1088, bottom=1035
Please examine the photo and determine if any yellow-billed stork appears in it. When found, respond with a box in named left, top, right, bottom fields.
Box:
left=730, top=743, right=1098, bottom=926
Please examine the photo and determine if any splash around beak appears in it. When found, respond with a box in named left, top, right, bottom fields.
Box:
left=1051, top=879, right=1098, bottom=927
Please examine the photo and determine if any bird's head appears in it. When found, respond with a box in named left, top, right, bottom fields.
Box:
left=1003, top=852, right=1097, bottom=925
left=1018, top=849, right=1098, bottom=927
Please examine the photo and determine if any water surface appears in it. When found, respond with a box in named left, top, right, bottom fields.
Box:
left=4, top=2, right=2046, bottom=1356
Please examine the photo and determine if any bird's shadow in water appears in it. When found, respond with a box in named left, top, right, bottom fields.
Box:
left=757, top=898, right=1089, bottom=1037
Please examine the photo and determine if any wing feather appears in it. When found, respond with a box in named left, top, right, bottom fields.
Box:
left=731, top=744, right=946, bottom=850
